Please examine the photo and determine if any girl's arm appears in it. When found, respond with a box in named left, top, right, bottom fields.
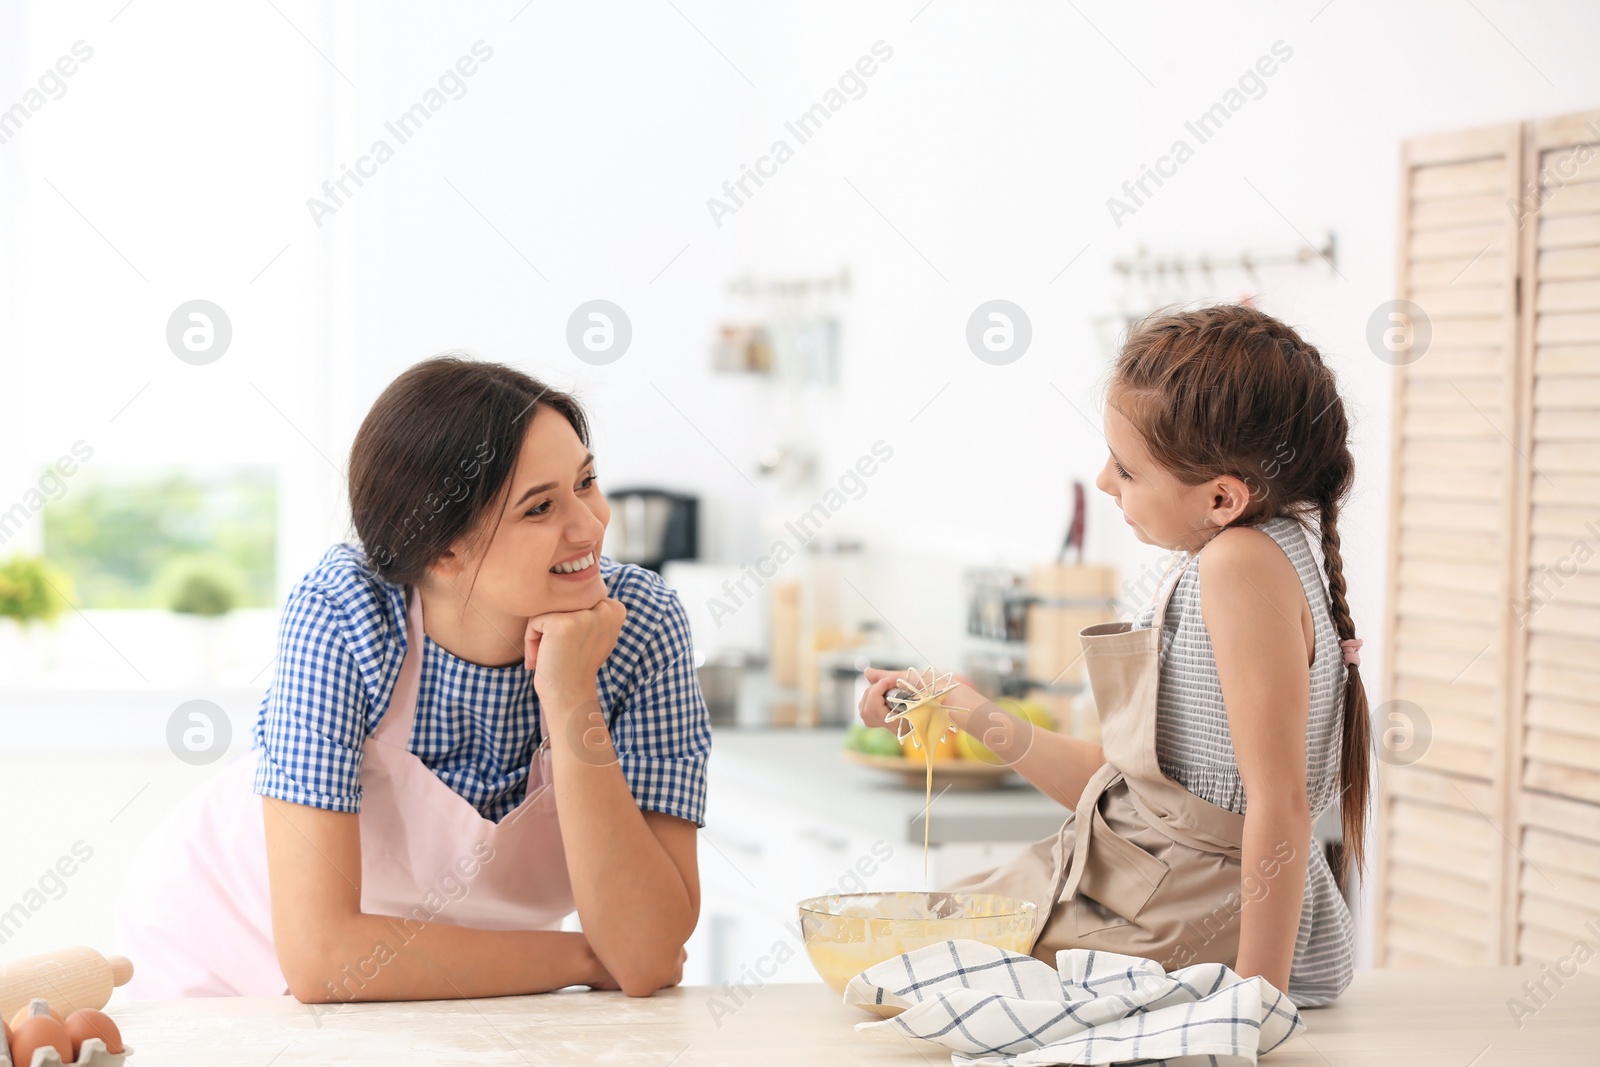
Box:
left=860, top=668, right=1107, bottom=811
left=1199, top=527, right=1314, bottom=994
left=262, top=799, right=619, bottom=1002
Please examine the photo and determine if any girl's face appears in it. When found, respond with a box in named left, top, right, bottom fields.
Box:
left=441, top=406, right=611, bottom=619
left=1095, top=394, right=1249, bottom=554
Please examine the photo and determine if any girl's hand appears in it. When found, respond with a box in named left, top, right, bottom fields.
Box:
left=859, top=666, right=913, bottom=729
left=860, top=666, right=984, bottom=730
left=526, top=597, right=627, bottom=703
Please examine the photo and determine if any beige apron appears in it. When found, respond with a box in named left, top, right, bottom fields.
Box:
left=944, top=552, right=1248, bottom=972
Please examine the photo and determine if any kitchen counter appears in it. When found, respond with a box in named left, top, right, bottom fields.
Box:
left=109, top=964, right=1600, bottom=1065
left=708, top=726, right=1069, bottom=846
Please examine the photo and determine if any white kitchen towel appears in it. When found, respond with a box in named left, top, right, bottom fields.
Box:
left=843, top=939, right=1304, bottom=1066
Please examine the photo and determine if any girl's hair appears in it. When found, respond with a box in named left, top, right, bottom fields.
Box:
left=347, top=354, right=591, bottom=592
left=1109, top=303, right=1372, bottom=883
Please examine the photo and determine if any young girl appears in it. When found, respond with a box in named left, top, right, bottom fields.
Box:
left=861, top=303, right=1368, bottom=1007
left=117, top=356, right=710, bottom=1001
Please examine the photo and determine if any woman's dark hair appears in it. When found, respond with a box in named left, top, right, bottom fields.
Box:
left=1109, top=303, right=1372, bottom=884
left=348, top=354, right=590, bottom=591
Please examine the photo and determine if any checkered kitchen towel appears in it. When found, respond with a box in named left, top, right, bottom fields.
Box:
left=844, top=940, right=1304, bottom=1066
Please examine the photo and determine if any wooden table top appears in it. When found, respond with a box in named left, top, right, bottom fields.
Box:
left=108, top=964, right=1600, bottom=1066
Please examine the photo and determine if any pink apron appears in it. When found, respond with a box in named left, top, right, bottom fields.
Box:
left=115, top=585, right=576, bottom=998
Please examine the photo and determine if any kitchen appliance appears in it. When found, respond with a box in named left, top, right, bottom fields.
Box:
left=604, top=488, right=698, bottom=573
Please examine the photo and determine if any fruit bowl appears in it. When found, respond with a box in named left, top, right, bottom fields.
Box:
left=796, top=891, right=1037, bottom=1016
left=841, top=749, right=1016, bottom=789
left=842, top=695, right=1058, bottom=792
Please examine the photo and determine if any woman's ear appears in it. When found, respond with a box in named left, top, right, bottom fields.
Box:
left=430, top=545, right=466, bottom=580
left=426, top=516, right=497, bottom=592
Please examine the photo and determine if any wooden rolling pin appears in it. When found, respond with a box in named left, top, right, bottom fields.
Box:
left=0, top=946, right=133, bottom=1019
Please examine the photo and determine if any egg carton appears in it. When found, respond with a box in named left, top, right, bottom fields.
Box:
left=3, top=997, right=130, bottom=1067
left=2, top=1040, right=130, bottom=1067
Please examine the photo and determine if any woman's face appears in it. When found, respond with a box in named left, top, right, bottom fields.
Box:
left=1094, top=394, right=1245, bottom=553
left=445, top=406, right=611, bottom=619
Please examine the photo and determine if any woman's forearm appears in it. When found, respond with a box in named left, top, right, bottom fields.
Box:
left=542, top=688, right=696, bottom=996
left=1233, top=803, right=1310, bottom=993
left=940, top=685, right=1107, bottom=810
left=290, top=920, right=604, bottom=1003
left=264, top=796, right=611, bottom=1004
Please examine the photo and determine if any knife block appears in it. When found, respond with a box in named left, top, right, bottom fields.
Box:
left=1025, top=563, right=1117, bottom=737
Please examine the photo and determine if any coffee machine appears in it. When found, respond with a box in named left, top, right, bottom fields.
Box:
left=603, top=488, right=698, bottom=574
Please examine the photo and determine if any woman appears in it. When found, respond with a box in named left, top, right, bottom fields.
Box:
left=116, top=356, right=710, bottom=1001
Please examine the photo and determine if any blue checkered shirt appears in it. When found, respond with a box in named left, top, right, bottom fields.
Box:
left=250, top=543, right=711, bottom=826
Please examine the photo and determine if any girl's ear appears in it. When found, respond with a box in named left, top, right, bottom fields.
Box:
left=1207, top=474, right=1253, bottom=527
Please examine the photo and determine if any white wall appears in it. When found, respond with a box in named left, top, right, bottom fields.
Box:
left=295, top=0, right=1600, bottom=653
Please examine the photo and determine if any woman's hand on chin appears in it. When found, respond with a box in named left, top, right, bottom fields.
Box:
left=524, top=596, right=627, bottom=702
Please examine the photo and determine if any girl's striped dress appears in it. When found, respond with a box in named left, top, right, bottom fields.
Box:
left=1131, top=513, right=1356, bottom=1007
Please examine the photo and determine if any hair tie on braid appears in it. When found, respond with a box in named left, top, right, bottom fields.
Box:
left=1339, top=638, right=1362, bottom=667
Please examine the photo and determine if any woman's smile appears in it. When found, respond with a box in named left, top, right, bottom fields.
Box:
left=550, top=547, right=602, bottom=582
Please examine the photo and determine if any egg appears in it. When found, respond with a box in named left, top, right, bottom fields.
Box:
left=64, top=1009, right=123, bottom=1059
left=9, top=1015, right=71, bottom=1067
left=7, top=1003, right=62, bottom=1032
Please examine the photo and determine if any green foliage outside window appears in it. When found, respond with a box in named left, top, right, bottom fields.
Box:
left=0, top=555, right=71, bottom=623
left=43, top=466, right=276, bottom=610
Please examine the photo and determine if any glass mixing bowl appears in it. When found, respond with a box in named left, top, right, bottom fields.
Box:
left=796, top=891, right=1038, bottom=1015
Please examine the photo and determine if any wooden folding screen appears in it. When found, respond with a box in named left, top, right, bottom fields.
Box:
left=1378, top=107, right=1600, bottom=966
